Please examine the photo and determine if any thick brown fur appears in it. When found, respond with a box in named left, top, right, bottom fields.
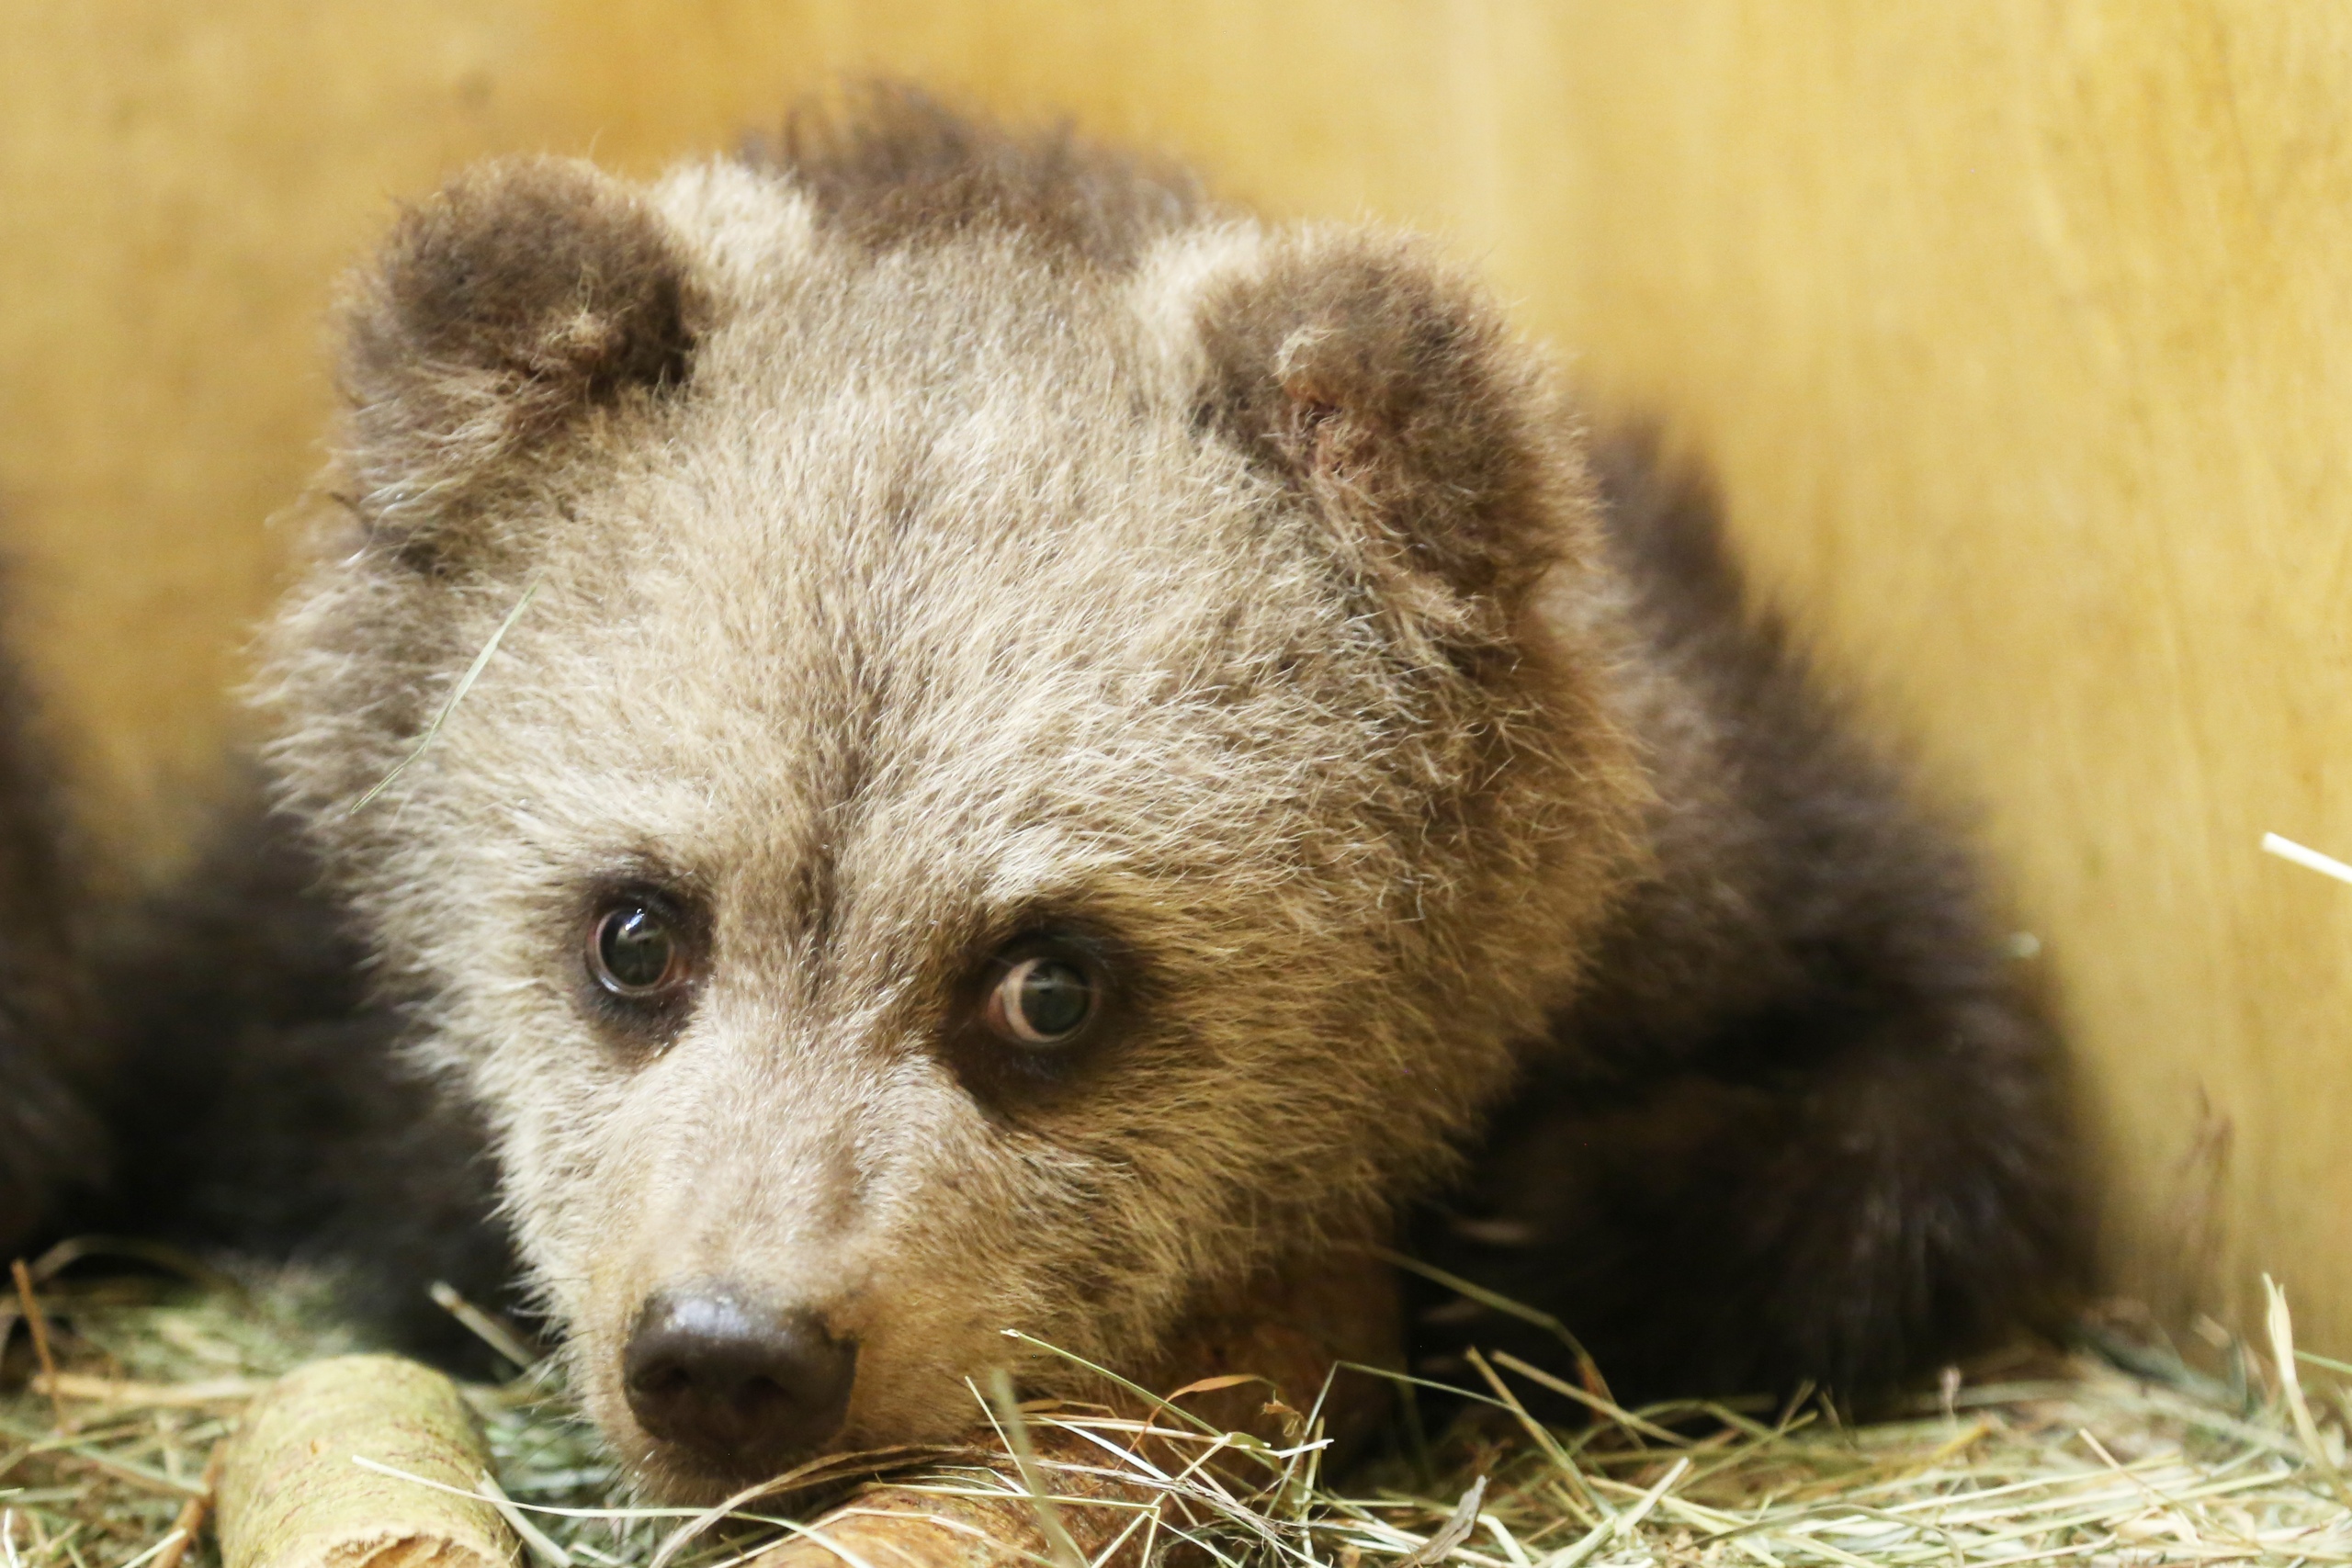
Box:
left=90, top=796, right=520, bottom=1372
left=0, top=604, right=96, bottom=1264
left=759, top=85, right=1202, bottom=267
left=1408, top=443, right=2082, bottom=1405
left=127, top=91, right=2074, bottom=1495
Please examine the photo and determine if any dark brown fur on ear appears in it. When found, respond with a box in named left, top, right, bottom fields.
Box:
left=342, top=157, right=703, bottom=559
left=1194, top=235, right=1571, bottom=661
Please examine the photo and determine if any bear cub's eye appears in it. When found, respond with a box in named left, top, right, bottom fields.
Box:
left=983, top=953, right=1100, bottom=1047
left=588, top=897, right=693, bottom=1000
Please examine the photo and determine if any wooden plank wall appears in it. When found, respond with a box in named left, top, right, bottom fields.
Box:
left=6, top=1, right=2346, bottom=1350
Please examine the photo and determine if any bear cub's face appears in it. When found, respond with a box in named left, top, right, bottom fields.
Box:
left=259, top=154, right=1641, bottom=1496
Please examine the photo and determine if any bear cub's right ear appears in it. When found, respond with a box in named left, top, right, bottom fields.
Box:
left=340, top=157, right=705, bottom=567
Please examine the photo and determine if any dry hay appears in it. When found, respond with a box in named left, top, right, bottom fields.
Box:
left=5, top=1242, right=2350, bottom=1568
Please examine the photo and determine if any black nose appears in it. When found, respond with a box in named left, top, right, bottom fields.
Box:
left=623, top=1288, right=857, bottom=1470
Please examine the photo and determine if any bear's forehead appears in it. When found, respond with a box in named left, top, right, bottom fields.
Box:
left=452, top=391, right=1375, bottom=897
left=617, top=170, right=1272, bottom=650
left=431, top=193, right=1394, bottom=895
left=572, top=386, right=1308, bottom=685
left=684, top=204, right=1154, bottom=395
left=509, top=493, right=1359, bottom=828
left=530, top=265, right=1348, bottom=749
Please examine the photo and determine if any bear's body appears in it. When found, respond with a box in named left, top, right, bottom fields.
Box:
left=96, top=813, right=515, bottom=1369
left=119, top=96, right=2074, bottom=1495
left=0, top=645, right=95, bottom=1263
left=1410, top=442, right=2075, bottom=1404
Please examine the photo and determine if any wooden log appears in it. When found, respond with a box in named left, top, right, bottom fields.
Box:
left=217, top=1353, right=520, bottom=1568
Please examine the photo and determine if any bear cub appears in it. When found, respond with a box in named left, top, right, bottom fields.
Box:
left=117, top=95, right=2076, bottom=1497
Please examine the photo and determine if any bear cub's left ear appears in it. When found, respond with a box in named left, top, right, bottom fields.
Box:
left=340, top=156, right=706, bottom=565
left=1182, top=229, right=1589, bottom=667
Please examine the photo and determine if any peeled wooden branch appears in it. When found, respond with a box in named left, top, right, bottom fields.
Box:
left=217, top=1354, right=520, bottom=1568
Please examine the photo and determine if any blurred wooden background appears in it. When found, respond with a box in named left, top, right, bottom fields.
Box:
left=6, top=1, right=2348, bottom=1354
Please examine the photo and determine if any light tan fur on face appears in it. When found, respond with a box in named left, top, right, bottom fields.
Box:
left=258, top=129, right=1645, bottom=1496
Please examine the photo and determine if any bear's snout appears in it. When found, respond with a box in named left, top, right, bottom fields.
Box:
left=622, top=1286, right=858, bottom=1476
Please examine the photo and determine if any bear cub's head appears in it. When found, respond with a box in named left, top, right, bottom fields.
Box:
left=259, top=125, right=1645, bottom=1497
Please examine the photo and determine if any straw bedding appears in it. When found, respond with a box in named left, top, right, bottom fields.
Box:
left=5, top=1245, right=2348, bottom=1568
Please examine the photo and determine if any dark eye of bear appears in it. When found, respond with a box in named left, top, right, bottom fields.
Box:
left=590, top=901, right=686, bottom=998
left=984, top=954, right=1098, bottom=1046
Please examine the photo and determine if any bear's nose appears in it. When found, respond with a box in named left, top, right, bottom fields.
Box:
left=622, top=1289, right=856, bottom=1470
